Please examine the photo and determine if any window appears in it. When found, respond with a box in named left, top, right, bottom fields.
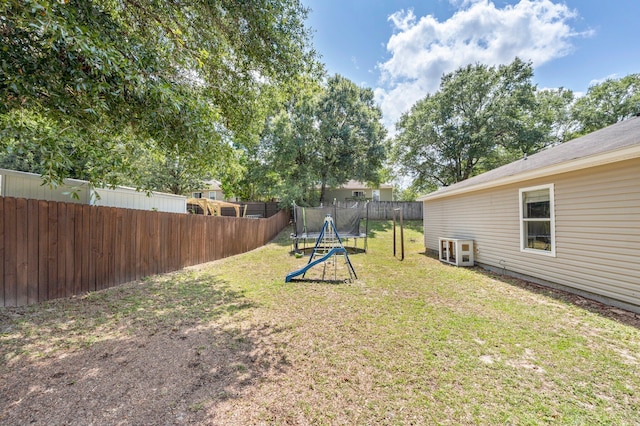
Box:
left=192, top=192, right=202, bottom=199
left=519, top=184, right=555, bottom=256
left=352, top=190, right=366, bottom=199
left=208, top=191, right=217, bottom=200
left=372, top=189, right=380, bottom=201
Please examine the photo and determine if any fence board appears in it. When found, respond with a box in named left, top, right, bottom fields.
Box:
left=54, top=203, right=65, bottom=299
left=123, top=209, right=131, bottom=283
left=114, top=208, right=124, bottom=286
left=198, top=216, right=206, bottom=264
left=94, top=206, right=105, bottom=291
left=89, top=206, right=98, bottom=292
left=180, top=215, right=190, bottom=268
left=15, top=199, right=28, bottom=306
left=80, top=205, right=91, bottom=294
left=3, top=198, right=17, bottom=306
left=149, top=214, right=160, bottom=275
left=38, top=201, right=49, bottom=301
left=6, top=198, right=18, bottom=305
left=133, top=209, right=142, bottom=281
left=71, top=204, right=82, bottom=296
left=26, top=200, right=39, bottom=304
left=64, top=203, right=75, bottom=298
left=105, top=208, right=115, bottom=289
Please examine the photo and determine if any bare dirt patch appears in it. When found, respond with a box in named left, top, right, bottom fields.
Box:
left=0, top=268, right=293, bottom=425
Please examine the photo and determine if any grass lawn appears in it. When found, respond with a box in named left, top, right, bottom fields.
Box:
left=2, top=220, right=639, bottom=424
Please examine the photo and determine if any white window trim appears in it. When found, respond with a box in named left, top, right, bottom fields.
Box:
left=519, top=183, right=556, bottom=257
left=352, top=190, right=366, bottom=198
left=208, top=191, right=217, bottom=200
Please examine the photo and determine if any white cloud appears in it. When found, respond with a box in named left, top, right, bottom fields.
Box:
left=375, top=0, right=591, bottom=132
left=351, top=56, right=360, bottom=70
left=588, top=74, right=619, bottom=87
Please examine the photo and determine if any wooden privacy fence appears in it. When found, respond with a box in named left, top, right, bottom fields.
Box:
left=335, top=201, right=423, bottom=220
left=0, top=197, right=290, bottom=307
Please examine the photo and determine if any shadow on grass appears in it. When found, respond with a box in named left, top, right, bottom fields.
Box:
left=286, top=278, right=350, bottom=285
left=0, top=269, right=292, bottom=424
left=422, top=251, right=640, bottom=330
left=269, top=224, right=297, bottom=248
left=289, top=246, right=366, bottom=256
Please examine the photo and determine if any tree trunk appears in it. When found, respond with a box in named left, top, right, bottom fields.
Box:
left=319, top=172, right=327, bottom=204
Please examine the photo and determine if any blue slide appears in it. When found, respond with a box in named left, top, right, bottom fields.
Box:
left=285, top=247, right=346, bottom=282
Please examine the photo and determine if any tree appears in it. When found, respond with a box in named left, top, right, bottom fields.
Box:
left=476, top=87, right=576, bottom=172
left=0, top=0, right=315, bottom=187
left=257, top=74, right=387, bottom=206
left=260, top=75, right=324, bottom=205
left=391, top=59, right=555, bottom=193
left=570, top=74, right=640, bottom=136
left=315, top=75, right=387, bottom=202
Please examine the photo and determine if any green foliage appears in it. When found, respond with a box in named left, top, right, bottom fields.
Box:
left=315, top=75, right=387, bottom=202
left=255, top=74, right=387, bottom=206
left=392, top=65, right=639, bottom=194
left=0, top=108, right=132, bottom=186
left=570, top=73, right=640, bottom=136
left=393, top=185, right=419, bottom=201
left=392, top=59, right=561, bottom=193
left=261, top=76, right=323, bottom=206
left=0, top=0, right=315, bottom=188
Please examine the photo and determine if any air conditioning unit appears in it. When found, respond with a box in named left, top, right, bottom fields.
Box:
left=438, top=238, right=474, bottom=267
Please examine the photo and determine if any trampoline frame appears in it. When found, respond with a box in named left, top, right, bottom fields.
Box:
left=290, top=201, right=369, bottom=253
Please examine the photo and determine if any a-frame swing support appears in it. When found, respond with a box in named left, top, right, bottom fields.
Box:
left=285, top=215, right=357, bottom=282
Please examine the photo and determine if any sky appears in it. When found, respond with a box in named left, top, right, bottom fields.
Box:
left=302, top=0, right=640, bottom=131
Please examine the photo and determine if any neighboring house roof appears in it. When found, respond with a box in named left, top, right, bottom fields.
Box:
left=419, top=115, right=640, bottom=201
left=331, top=180, right=394, bottom=190
left=198, top=179, right=223, bottom=191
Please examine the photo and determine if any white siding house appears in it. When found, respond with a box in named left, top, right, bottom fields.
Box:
left=0, top=169, right=187, bottom=213
left=191, top=179, right=232, bottom=202
left=419, top=116, right=640, bottom=312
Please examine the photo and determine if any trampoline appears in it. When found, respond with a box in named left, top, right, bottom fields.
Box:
left=291, top=201, right=369, bottom=253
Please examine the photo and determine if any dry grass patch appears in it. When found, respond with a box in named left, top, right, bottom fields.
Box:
left=2, top=220, right=640, bottom=425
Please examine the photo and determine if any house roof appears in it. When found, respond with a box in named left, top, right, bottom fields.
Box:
left=419, top=115, right=640, bottom=201
left=198, top=179, right=223, bottom=191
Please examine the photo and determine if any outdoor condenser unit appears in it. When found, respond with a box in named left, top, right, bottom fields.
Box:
left=438, top=238, right=474, bottom=267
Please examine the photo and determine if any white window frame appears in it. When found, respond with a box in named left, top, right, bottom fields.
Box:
left=352, top=190, right=366, bottom=198
left=192, top=192, right=202, bottom=199
left=208, top=191, right=217, bottom=200
left=519, top=184, right=556, bottom=257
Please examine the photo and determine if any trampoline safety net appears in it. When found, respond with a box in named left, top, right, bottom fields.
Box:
left=293, top=204, right=365, bottom=238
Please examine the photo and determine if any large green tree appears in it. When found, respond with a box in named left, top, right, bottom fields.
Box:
left=0, top=0, right=314, bottom=187
left=259, top=75, right=323, bottom=205
left=258, top=74, right=387, bottom=205
left=315, top=75, right=387, bottom=202
left=570, top=74, right=640, bottom=136
left=391, top=59, right=565, bottom=193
